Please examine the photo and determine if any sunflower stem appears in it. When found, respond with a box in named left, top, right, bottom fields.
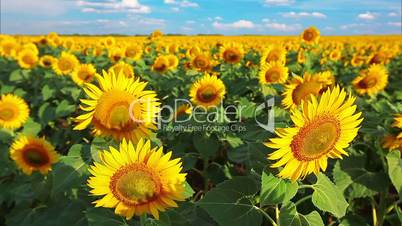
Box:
left=295, top=195, right=312, bottom=206
left=255, top=206, right=278, bottom=226
left=140, top=214, right=147, bottom=226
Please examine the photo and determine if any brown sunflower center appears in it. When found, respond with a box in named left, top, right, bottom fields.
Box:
left=303, top=31, right=315, bottom=41
left=358, top=76, right=377, bottom=89
left=154, top=60, right=168, bottom=72
left=265, top=68, right=281, bottom=83
left=291, top=117, right=340, bottom=161
left=292, top=81, right=322, bottom=105
left=110, top=164, right=161, bottom=206
left=78, top=70, right=93, bottom=82
left=23, top=54, right=36, bottom=65
left=223, top=49, right=240, bottom=63
left=58, top=59, right=73, bottom=71
left=197, top=85, right=217, bottom=103
left=266, top=52, right=280, bottom=63
left=194, top=56, right=209, bottom=68
left=0, top=107, right=16, bottom=121
left=22, top=147, right=50, bottom=167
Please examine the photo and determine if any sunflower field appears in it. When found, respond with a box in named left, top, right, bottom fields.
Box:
left=0, top=28, right=402, bottom=226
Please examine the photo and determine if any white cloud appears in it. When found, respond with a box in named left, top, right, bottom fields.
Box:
left=264, top=0, right=294, bottom=6
left=357, top=12, right=377, bottom=20
left=77, top=0, right=151, bottom=14
left=388, top=11, right=401, bottom=17
left=213, top=20, right=255, bottom=29
left=163, top=0, right=199, bottom=8
left=388, top=22, right=402, bottom=27
left=3, top=0, right=69, bottom=16
left=214, top=16, right=223, bottom=20
left=282, top=11, right=327, bottom=19
left=264, top=22, right=302, bottom=31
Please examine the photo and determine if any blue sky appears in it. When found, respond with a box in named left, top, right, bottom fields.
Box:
left=1, top=0, right=401, bottom=35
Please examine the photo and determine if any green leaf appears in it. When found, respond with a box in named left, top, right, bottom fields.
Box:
left=193, top=134, right=220, bottom=158
left=260, top=171, right=298, bottom=205
left=279, top=202, right=324, bottom=226
left=386, top=151, right=402, bottom=199
left=21, top=118, right=41, bottom=136
left=396, top=204, right=402, bottom=224
left=42, top=84, right=55, bottom=101
left=339, top=214, right=369, bottom=226
left=311, top=173, right=349, bottom=218
left=51, top=145, right=88, bottom=196
left=38, top=103, right=56, bottom=124
left=198, top=176, right=262, bottom=226
left=183, top=181, right=195, bottom=199
left=86, top=208, right=129, bottom=226
left=55, top=100, right=76, bottom=118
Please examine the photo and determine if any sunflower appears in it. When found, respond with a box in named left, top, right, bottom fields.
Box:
left=0, top=38, right=19, bottom=57
left=190, top=74, right=226, bottom=109
left=191, top=53, right=211, bottom=71
left=282, top=72, right=333, bottom=109
left=10, top=136, right=59, bottom=175
left=221, top=43, right=244, bottom=64
left=259, top=61, right=288, bottom=85
left=301, top=27, right=320, bottom=45
left=265, top=86, right=362, bottom=181
left=87, top=139, right=186, bottom=220
left=17, top=49, right=38, bottom=69
left=71, top=64, right=97, bottom=86
left=125, top=44, right=142, bottom=60
left=166, top=54, right=179, bottom=70
left=103, top=36, right=116, bottom=48
left=174, top=104, right=192, bottom=120
left=74, top=70, right=160, bottom=143
left=109, top=47, right=125, bottom=63
left=297, top=49, right=305, bottom=64
left=382, top=134, right=402, bottom=151
left=329, top=49, right=342, bottom=61
left=152, top=56, right=170, bottom=73
left=0, top=94, right=30, bottom=130
left=109, top=61, right=135, bottom=78
left=351, top=54, right=366, bottom=67
left=260, top=46, right=287, bottom=65
left=392, top=114, right=402, bottom=128
left=352, top=64, right=388, bottom=96
left=53, top=52, right=79, bottom=75
left=186, top=46, right=201, bottom=58
left=39, top=55, right=56, bottom=68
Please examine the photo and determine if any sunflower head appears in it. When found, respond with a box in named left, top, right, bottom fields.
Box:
left=39, top=55, right=56, bottom=68
left=191, top=53, right=211, bottom=71
left=0, top=94, right=30, bottom=130
left=152, top=56, right=170, bottom=73
left=190, top=74, right=226, bottom=109
left=382, top=135, right=402, bottom=151
left=125, top=44, right=142, bottom=60
left=351, top=54, right=366, bottom=67
left=282, top=73, right=322, bottom=109
left=352, top=64, right=388, bottom=96
left=74, top=70, right=160, bottom=143
left=301, top=27, right=320, bottom=44
left=109, top=61, right=135, bottom=78
left=109, top=47, right=125, bottom=63
left=10, top=136, right=59, bottom=175
left=166, top=54, right=179, bottom=70
left=53, top=52, right=79, bottom=75
left=17, top=49, right=38, bottom=69
left=71, top=64, right=97, bottom=86
left=266, top=86, right=362, bottom=181
left=221, top=43, right=244, bottom=64
left=259, top=61, right=289, bottom=85
left=87, top=139, right=186, bottom=220
left=329, top=49, right=341, bottom=61
left=260, top=46, right=287, bottom=65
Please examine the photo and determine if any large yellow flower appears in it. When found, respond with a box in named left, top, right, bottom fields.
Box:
left=352, top=64, right=388, bottom=96
left=39, top=55, right=56, bottom=68
left=0, top=94, right=30, bottom=130
left=221, top=43, right=244, bottom=64
left=10, top=136, right=59, bottom=175
left=71, top=64, right=97, bottom=86
left=87, top=139, right=186, bottom=220
left=190, top=74, right=226, bottom=109
left=74, top=70, right=160, bottom=143
left=259, top=61, right=288, bottom=85
left=301, top=27, right=320, bottom=44
left=152, top=56, right=170, bottom=73
left=265, top=86, right=362, bottom=181
left=282, top=72, right=333, bottom=109
left=53, top=52, right=79, bottom=75
left=17, top=49, right=38, bottom=69
left=109, top=61, right=135, bottom=78
left=260, top=46, right=287, bottom=65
